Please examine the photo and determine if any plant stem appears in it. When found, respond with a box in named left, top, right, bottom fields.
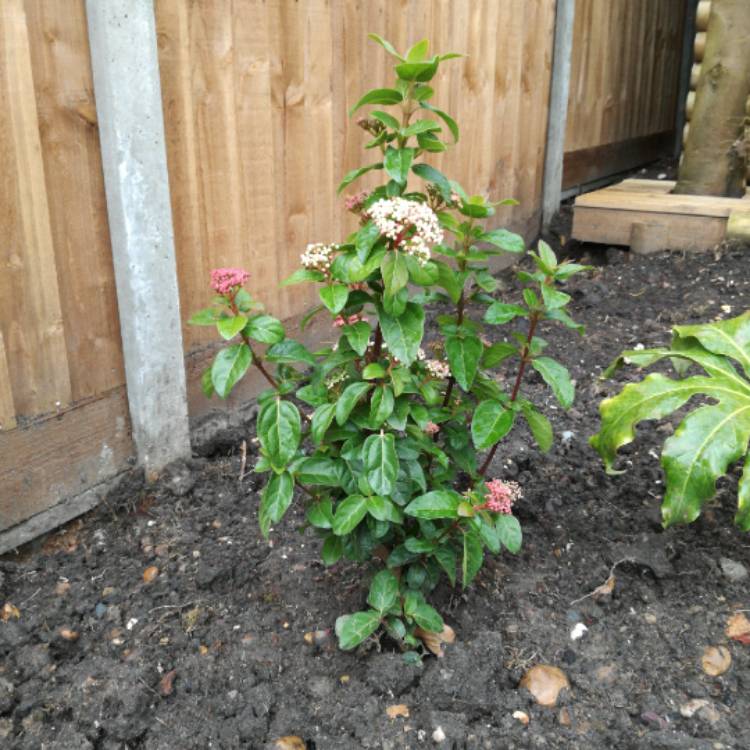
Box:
left=477, top=311, right=540, bottom=477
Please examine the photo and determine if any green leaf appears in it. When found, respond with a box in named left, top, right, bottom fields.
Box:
left=211, top=344, right=252, bottom=398
left=321, top=535, right=343, bottom=565
left=420, top=102, right=459, bottom=142
left=369, top=385, right=395, bottom=427
left=363, top=432, right=399, bottom=495
left=674, top=312, right=750, bottom=378
left=521, top=402, right=553, bottom=453
left=462, top=530, right=483, bottom=587
left=337, top=162, right=383, bottom=194
left=367, top=33, right=405, bottom=61
left=245, top=314, right=285, bottom=344
left=381, top=251, right=410, bottom=296
left=343, top=321, right=372, bottom=356
left=384, top=147, right=415, bottom=185
left=370, top=110, right=401, bottom=130
left=201, top=366, right=215, bottom=398
left=433, top=545, right=457, bottom=586
left=335, top=610, right=381, bottom=650
left=367, top=570, right=400, bottom=613
left=216, top=315, right=247, bottom=340
left=482, top=342, right=517, bottom=368
left=540, top=285, right=571, bottom=311
left=189, top=307, right=219, bottom=326
left=259, top=471, right=294, bottom=537
left=736, top=454, right=750, bottom=531
left=496, top=514, right=522, bottom=553
left=531, top=357, right=574, bottom=409
left=537, top=239, right=557, bottom=270
left=480, top=229, right=525, bottom=254
left=336, top=381, right=372, bottom=425
left=319, top=284, right=349, bottom=314
left=349, top=88, right=403, bottom=115
left=367, top=495, right=404, bottom=523
left=445, top=332, right=482, bottom=390
left=363, top=362, right=386, bottom=380
left=280, top=268, right=325, bottom=286
left=416, top=131, right=446, bottom=152
left=406, top=38, right=429, bottom=61
left=257, top=398, right=301, bottom=470
left=379, top=302, right=425, bottom=366
left=333, top=494, right=369, bottom=535
left=405, top=490, right=461, bottom=519
left=295, top=457, right=342, bottom=486
left=395, top=59, right=439, bottom=82
left=306, top=498, right=334, bottom=529
left=411, top=163, right=452, bottom=201
left=401, top=119, right=441, bottom=137
left=265, top=339, right=316, bottom=366
left=432, top=260, right=462, bottom=303
left=311, top=402, right=336, bottom=445
left=411, top=600, right=443, bottom=632
left=484, top=302, right=527, bottom=325
left=472, top=399, right=515, bottom=450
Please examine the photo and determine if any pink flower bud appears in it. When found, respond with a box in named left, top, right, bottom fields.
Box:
left=210, top=268, right=250, bottom=296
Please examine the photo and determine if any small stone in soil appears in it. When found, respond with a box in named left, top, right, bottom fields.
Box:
left=720, top=557, right=748, bottom=583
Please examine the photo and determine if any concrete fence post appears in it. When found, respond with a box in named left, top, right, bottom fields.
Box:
left=542, top=0, right=576, bottom=228
left=86, top=0, right=191, bottom=473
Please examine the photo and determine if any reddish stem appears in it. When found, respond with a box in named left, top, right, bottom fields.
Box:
left=477, top=312, right=540, bottom=477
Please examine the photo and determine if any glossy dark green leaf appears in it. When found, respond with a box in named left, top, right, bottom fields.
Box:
left=217, top=315, right=247, bottom=340
left=379, top=302, right=425, bottom=366
left=384, top=147, right=415, bottom=185
left=259, top=471, right=294, bottom=537
left=321, top=534, right=343, bottom=565
left=336, top=382, right=372, bottom=425
left=462, top=530, right=483, bottom=587
left=420, top=102, right=459, bottom=142
left=349, top=88, right=403, bottom=115
left=211, top=344, right=252, bottom=398
left=405, top=490, right=461, bottom=519
left=333, top=494, right=369, bottom=535
left=319, top=284, right=349, bottom=314
left=369, top=385, right=395, bottom=427
left=484, top=302, right=527, bottom=325
left=335, top=610, right=381, bottom=650
left=496, top=513, right=522, bottom=554
left=363, top=432, right=399, bottom=495
left=343, top=320, right=372, bottom=356
left=367, top=569, right=400, bottom=613
left=265, top=339, right=316, bottom=366
left=531, top=356, right=574, bottom=408
left=337, top=162, right=383, bottom=194
left=280, top=268, right=326, bottom=286
left=381, top=251, right=409, bottom=296
left=257, top=398, right=301, bottom=469
left=472, top=399, right=515, bottom=450
left=245, top=314, right=284, bottom=344
left=479, top=228, right=524, bottom=254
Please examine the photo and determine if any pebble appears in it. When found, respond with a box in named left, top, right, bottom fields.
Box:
left=720, top=557, right=748, bottom=583
left=95, top=603, right=108, bottom=619
left=432, top=726, right=446, bottom=743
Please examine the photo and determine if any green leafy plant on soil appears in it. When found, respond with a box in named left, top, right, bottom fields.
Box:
left=591, top=311, right=750, bottom=530
left=191, top=35, right=588, bottom=654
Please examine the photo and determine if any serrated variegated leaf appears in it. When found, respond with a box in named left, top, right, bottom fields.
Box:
left=335, top=610, right=381, bottom=650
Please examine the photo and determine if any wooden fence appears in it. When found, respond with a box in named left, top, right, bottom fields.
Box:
left=0, top=0, right=685, bottom=544
left=563, top=0, right=685, bottom=189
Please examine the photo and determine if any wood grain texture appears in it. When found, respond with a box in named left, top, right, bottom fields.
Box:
left=154, top=0, right=557, bottom=350
left=0, top=332, right=16, bottom=431
left=0, top=388, right=132, bottom=532
left=565, top=0, right=684, bottom=166
left=0, top=0, right=71, bottom=418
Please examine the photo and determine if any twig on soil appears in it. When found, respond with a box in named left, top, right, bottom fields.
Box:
left=147, top=600, right=204, bottom=615
left=19, top=588, right=41, bottom=607
left=569, top=558, right=633, bottom=606
left=238, top=440, right=248, bottom=483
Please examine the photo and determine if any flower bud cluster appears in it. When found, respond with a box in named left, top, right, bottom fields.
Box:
left=367, top=198, right=443, bottom=266
left=210, top=267, right=250, bottom=296
left=425, top=358, right=450, bottom=379
left=333, top=313, right=367, bottom=328
left=344, top=191, right=370, bottom=213
left=482, top=479, right=522, bottom=514
left=300, top=243, right=338, bottom=274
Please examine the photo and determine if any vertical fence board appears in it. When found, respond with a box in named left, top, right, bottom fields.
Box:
left=0, top=0, right=71, bottom=418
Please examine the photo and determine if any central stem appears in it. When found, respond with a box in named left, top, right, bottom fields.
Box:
left=477, top=311, right=540, bottom=477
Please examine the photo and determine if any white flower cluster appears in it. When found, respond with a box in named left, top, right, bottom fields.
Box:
left=300, top=243, right=337, bottom=273
left=325, top=370, right=347, bottom=390
left=368, top=198, right=443, bottom=265
left=425, top=359, right=450, bottom=379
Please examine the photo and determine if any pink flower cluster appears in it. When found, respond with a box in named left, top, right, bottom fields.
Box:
left=424, top=421, right=440, bottom=435
left=344, top=191, right=370, bottom=213
left=333, top=313, right=367, bottom=328
left=210, top=267, right=250, bottom=296
left=483, top=479, right=522, bottom=514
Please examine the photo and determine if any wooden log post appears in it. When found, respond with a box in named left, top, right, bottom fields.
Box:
left=86, top=0, right=191, bottom=474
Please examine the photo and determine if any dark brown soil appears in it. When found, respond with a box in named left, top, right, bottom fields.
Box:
left=2, top=241, right=750, bottom=750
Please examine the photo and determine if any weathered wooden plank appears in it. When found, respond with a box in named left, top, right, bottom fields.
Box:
left=24, top=0, right=124, bottom=401
left=0, top=0, right=72, bottom=417
left=0, top=388, right=132, bottom=532
left=0, top=332, right=16, bottom=432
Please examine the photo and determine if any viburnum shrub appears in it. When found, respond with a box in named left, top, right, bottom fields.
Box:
left=591, top=311, right=750, bottom=531
left=191, top=35, right=588, bottom=653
